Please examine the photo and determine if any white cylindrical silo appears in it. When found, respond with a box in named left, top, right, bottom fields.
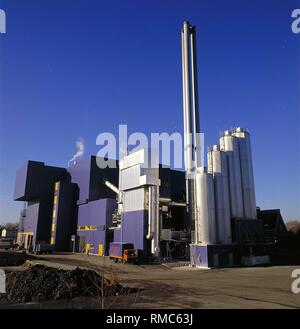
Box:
left=232, top=127, right=257, bottom=219
left=194, top=167, right=216, bottom=245
left=220, top=131, right=244, bottom=219
left=208, top=145, right=232, bottom=244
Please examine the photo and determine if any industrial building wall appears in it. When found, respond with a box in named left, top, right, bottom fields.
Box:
left=158, top=167, right=171, bottom=198
left=52, top=182, right=79, bottom=251
left=170, top=169, right=186, bottom=201
left=77, top=198, right=117, bottom=255
left=14, top=161, right=44, bottom=201
left=14, top=161, right=68, bottom=202
left=68, top=156, right=119, bottom=203
left=17, top=201, right=39, bottom=246
left=68, top=157, right=91, bottom=202
left=159, top=167, right=186, bottom=201
left=77, top=230, right=107, bottom=255
left=14, top=160, right=69, bottom=248
left=89, top=156, right=119, bottom=201
left=35, top=196, right=55, bottom=244
left=121, top=210, right=150, bottom=256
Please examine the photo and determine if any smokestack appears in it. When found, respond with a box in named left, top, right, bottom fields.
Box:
left=181, top=21, right=201, bottom=236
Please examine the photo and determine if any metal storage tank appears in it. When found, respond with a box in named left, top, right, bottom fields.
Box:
left=194, top=167, right=216, bottom=245
left=232, top=127, right=257, bottom=219
left=208, top=145, right=232, bottom=244
left=220, top=131, right=244, bottom=219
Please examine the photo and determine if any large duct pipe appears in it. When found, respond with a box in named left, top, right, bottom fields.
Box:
left=104, top=180, right=123, bottom=216
left=154, top=185, right=160, bottom=256
left=159, top=197, right=186, bottom=207
left=146, top=186, right=154, bottom=240
left=104, top=180, right=119, bottom=195
left=150, top=185, right=160, bottom=256
left=146, top=185, right=160, bottom=257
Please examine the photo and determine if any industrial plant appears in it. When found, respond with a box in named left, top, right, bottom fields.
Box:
left=14, top=22, right=286, bottom=268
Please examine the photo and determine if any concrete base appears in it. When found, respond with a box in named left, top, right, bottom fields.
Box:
left=190, top=244, right=234, bottom=268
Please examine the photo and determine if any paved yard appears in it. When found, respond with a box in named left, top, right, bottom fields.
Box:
left=1, top=253, right=298, bottom=308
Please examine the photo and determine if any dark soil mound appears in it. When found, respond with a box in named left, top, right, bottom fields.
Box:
left=5, top=265, right=132, bottom=303
left=0, top=252, right=34, bottom=267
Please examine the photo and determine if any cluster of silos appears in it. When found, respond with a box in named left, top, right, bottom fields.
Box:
left=198, top=128, right=257, bottom=245
left=195, top=127, right=257, bottom=246
left=219, top=127, right=257, bottom=221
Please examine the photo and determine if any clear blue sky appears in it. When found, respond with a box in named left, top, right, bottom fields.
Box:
left=0, top=0, right=299, bottom=223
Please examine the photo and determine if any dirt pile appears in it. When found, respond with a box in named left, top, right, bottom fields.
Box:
left=5, top=264, right=132, bottom=303
left=0, top=252, right=34, bottom=267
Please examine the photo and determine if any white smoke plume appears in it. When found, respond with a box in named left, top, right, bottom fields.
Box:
left=69, top=137, right=84, bottom=164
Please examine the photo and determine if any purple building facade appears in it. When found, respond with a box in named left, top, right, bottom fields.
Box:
left=14, top=157, right=119, bottom=253
left=14, top=156, right=187, bottom=258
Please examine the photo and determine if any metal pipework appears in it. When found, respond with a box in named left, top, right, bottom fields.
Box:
left=104, top=180, right=120, bottom=195
left=104, top=179, right=123, bottom=216
left=146, top=186, right=154, bottom=240
left=146, top=185, right=160, bottom=257
left=159, top=197, right=186, bottom=207
left=153, top=185, right=160, bottom=256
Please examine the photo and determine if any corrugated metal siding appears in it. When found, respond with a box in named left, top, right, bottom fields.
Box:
left=120, top=149, right=146, bottom=170
left=123, top=188, right=146, bottom=212
left=121, top=165, right=141, bottom=190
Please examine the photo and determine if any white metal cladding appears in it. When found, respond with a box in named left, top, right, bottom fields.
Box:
left=208, top=147, right=232, bottom=244
left=121, top=164, right=141, bottom=191
left=120, top=164, right=160, bottom=191
left=123, top=188, right=146, bottom=212
left=232, top=128, right=257, bottom=219
left=220, top=133, right=244, bottom=219
left=120, top=149, right=146, bottom=170
left=195, top=167, right=216, bottom=245
left=139, top=175, right=160, bottom=186
left=120, top=148, right=159, bottom=170
left=208, top=144, right=226, bottom=174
